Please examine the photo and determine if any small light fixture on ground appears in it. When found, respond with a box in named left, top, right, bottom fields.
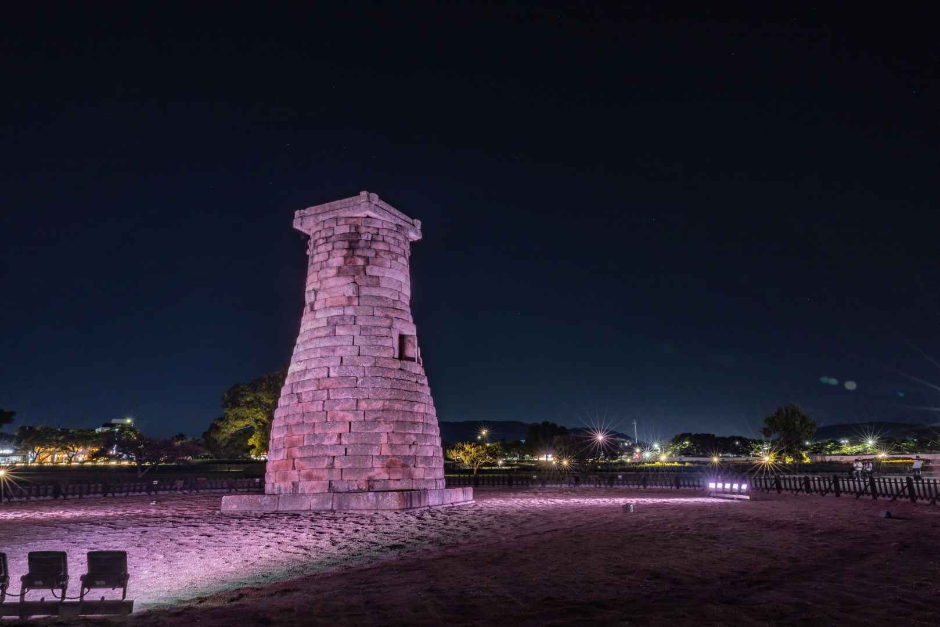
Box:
left=0, top=552, right=8, bottom=604
left=706, top=480, right=749, bottom=500
left=20, top=551, right=69, bottom=602
left=80, top=551, right=129, bottom=602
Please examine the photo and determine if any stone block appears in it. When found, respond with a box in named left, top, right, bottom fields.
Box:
left=299, top=469, right=343, bottom=481
left=355, top=316, right=393, bottom=327
left=323, top=398, right=358, bottom=410
left=313, top=420, right=350, bottom=433
left=318, top=376, right=358, bottom=389
left=341, top=432, right=387, bottom=444
left=368, top=479, right=414, bottom=491
left=341, top=467, right=389, bottom=481
left=341, top=355, right=377, bottom=366
left=359, top=325, right=393, bottom=336
left=372, top=455, right=415, bottom=468
left=221, top=495, right=279, bottom=513
left=303, top=433, right=340, bottom=445
left=268, top=459, right=293, bottom=472
left=276, top=493, right=333, bottom=511
left=329, top=365, right=365, bottom=377
left=297, top=481, right=331, bottom=493
left=350, top=421, right=394, bottom=433
left=283, top=435, right=304, bottom=449
left=382, top=444, right=417, bottom=455
left=329, top=479, right=368, bottom=492
left=345, top=444, right=383, bottom=455
left=296, top=444, right=346, bottom=456
left=293, top=456, right=334, bottom=469
left=327, top=410, right=364, bottom=422
left=333, top=455, right=374, bottom=468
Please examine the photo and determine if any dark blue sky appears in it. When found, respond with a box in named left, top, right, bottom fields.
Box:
left=2, top=3, right=939, bottom=439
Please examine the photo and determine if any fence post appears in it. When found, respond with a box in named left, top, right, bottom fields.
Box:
left=832, top=475, right=840, bottom=497
left=774, top=476, right=782, bottom=494
left=674, top=476, right=680, bottom=490
left=869, top=476, right=878, bottom=500
left=907, top=476, right=917, bottom=503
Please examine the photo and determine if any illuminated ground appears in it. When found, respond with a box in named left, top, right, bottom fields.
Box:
left=3, top=489, right=939, bottom=625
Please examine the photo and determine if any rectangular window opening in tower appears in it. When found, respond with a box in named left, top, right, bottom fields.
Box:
left=399, top=334, right=418, bottom=362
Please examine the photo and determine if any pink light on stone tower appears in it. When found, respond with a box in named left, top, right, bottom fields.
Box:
left=222, top=191, right=472, bottom=512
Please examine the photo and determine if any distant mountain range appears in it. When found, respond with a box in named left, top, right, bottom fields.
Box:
left=814, top=421, right=938, bottom=440
left=440, top=420, right=939, bottom=445
left=439, top=420, right=634, bottom=445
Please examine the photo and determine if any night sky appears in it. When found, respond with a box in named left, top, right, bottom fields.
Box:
left=2, top=4, right=939, bottom=440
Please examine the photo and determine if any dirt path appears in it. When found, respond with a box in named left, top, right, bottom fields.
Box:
left=3, top=490, right=939, bottom=625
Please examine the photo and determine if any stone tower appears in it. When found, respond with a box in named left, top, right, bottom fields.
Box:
left=222, top=191, right=472, bottom=512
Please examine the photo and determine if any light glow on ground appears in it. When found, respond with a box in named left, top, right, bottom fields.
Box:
left=0, top=491, right=732, bottom=609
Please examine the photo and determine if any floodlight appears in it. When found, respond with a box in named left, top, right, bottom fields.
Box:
left=741, top=484, right=747, bottom=491
left=732, top=484, right=739, bottom=490
left=20, top=551, right=69, bottom=602
left=708, top=482, right=716, bottom=489
left=80, top=551, right=129, bottom=602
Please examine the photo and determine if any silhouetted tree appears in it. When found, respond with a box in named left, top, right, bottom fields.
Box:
left=103, top=426, right=202, bottom=477
left=670, top=433, right=753, bottom=456
left=551, top=434, right=591, bottom=469
left=761, top=403, right=817, bottom=456
left=524, top=421, right=568, bottom=457
left=0, top=409, right=15, bottom=429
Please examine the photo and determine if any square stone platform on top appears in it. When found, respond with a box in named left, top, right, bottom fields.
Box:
left=224, top=191, right=472, bottom=513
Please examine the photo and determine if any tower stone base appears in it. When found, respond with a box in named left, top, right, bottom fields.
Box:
left=221, top=487, right=473, bottom=513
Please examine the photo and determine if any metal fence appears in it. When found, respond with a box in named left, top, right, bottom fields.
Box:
left=444, top=472, right=707, bottom=490
left=0, top=477, right=262, bottom=502
left=4, top=472, right=938, bottom=506
left=750, top=474, right=940, bottom=505
left=446, top=471, right=940, bottom=505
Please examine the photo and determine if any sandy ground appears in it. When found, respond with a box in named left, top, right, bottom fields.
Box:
left=2, top=489, right=939, bottom=626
